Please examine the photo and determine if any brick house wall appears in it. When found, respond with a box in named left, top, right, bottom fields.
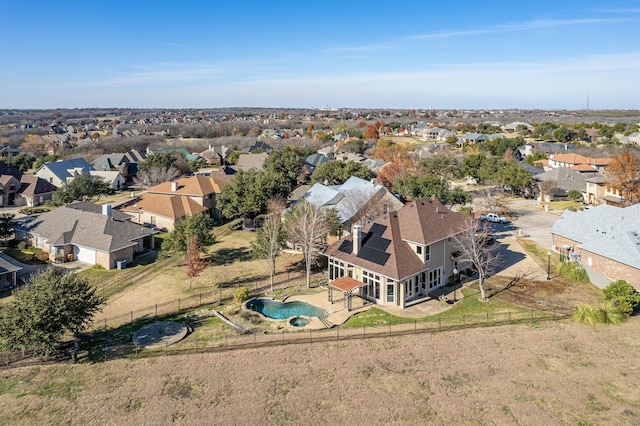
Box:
left=552, top=234, right=640, bottom=291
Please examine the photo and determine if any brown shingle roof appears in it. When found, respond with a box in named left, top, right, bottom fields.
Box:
left=324, top=197, right=469, bottom=281
left=121, top=193, right=207, bottom=219
left=147, top=175, right=222, bottom=196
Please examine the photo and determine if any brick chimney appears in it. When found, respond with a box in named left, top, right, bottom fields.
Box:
left=352, top=224, right=362, bottom=255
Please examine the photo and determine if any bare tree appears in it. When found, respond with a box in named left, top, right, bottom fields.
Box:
left=284, top=200, right=331, bottom=288
left=251, top=213, right=285, bottom=292
left=537, top=179, right=557, bottom=203
left=135, top=166, right=181, bottom=187
left=339, top=187, right=387, bottom=227
left=479, top=189, right=508, bottom=214
left=451, top=218, right=501, bottom=302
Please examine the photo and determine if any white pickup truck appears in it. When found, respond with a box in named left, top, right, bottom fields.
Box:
left=479, top=213, right=509, bottom=224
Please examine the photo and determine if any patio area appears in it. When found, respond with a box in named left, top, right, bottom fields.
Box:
left=285, top=283, right=463, bottom=327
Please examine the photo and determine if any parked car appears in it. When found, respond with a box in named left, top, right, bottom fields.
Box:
left=479, top=213, right=509, bottom=224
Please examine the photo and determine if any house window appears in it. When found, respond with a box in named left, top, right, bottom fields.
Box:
left=386, top=283, right=394, bottom=303
left=150, top=216, right=156, bottom=225
left=416, top=246, right=422, bottom=255
left=329, top=258, right=345, bottom=281
left=425, top=245, right=430, bottom=261
left=428, top=267, right=442, bottom=289
left=421, top=272, right=426, bottom=290
left=362, top=270, right=381, bottom=299
left=36, top=236, right=44, bottom=249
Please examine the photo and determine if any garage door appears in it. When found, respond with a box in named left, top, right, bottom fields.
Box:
left=73, top=246, right=96, bottom=264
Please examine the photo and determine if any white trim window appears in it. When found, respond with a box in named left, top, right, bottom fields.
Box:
left=362, top=270, right=381, bottom=299
left=428, top=267, right=442, bottom=289
left=329, top=258, right=345, bottom=281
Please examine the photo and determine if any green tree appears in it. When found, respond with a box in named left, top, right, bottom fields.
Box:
left=218, top=169, right=290, bottom=219
left=393, top=175, right=471, bottom=207
left=524, top=151, right=547, bottom=166
left=342, top=139, right=365, bottom=154
left=0, top=213, right=14, bottom=243
left=419, top=153, right=461, bottom=181
left=161, top=214, right=215, bottom=254
left=495, top=162, right=533, bottom=194
left=264, top=146, right=315, bottom=190
left=52, top=174, right=113, bottom=205
left=603, top=280, right=640, bottom=315
left=251, top=213, right=286, bottom=292
left=552, top=127, right=573, bottom=142
left=33, top=154, right=59, bottom=170
left=0, top=268, right=104, bottom=356
left=310, top=160, right=375, bottom=185
left=5, top=153, right=35, bottom=172
left=567, top=190, right=582, bottom=201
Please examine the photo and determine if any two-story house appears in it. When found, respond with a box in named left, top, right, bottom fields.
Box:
left=324, top=197, right=470, bottom=310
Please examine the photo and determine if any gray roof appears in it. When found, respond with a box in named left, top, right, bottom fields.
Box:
left=14, top=205, right=156, bottom=253
left=0, top=253, right=21, bottom=275
left=551, top=204, right=640, bottom=269
left=93, top=153, right=128, bottom=171
left=37, top=158, right=94, bottom=182
left=65, top=201, right=131, bottom=221
left=535, top=168, right=589, bottom=193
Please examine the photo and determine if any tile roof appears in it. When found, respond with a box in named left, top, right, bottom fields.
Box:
left=120, top=193, right=208, bottom=219
left=147, top=175, right=222, bottom=196
left=324, top=197, right=469, bottom=281
left=14, top=205, right=156, bottom=253
left=551, top=203, right=640, bottom=269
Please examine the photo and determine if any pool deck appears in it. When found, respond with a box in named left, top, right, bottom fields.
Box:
left=285, top=286, right=462, bottom=329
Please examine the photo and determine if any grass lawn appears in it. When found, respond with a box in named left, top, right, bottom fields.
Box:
left=547, top=200, right=583, bottom=211
left=1, top=246, right=47, bottom=265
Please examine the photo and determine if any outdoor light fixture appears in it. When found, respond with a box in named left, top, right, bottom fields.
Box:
left=547, top=252, right=551, bottom=280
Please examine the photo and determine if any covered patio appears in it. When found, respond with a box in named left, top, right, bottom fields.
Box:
left=328, top=277, right=369, bottom=312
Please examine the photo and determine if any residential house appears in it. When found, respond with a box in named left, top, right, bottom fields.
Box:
left=628, top=132, right=640, bottom=145
left=16, top=175, right=57, bottom=207
left=13, top=204, right=157, bottom=269
left=34, top=158, right=94, bottom=188
left=90, top=170, right=126, bottom=191
left=235, top=152, right=269, bottom=171
left=201, top=144, right=231, bottom=165
left=92, top=149, right=147, bottom=184
left=0, top=144, right=23, bottom=158
left=547, top=153, right=611, bottom=173
left=0, top=175, right=21, bottom=206
left=300, top=176, right=404, bottom=232
left=120, top=175, right=223, bottom=230
left=324, top=197, right=470, bottom=310
left=0, top=253, right=21, bottom=290
left=146, top=147, right=201, bottom=162
left=245, top=141, right=273, bottom=153
left=551, top=204, right=640, bottom=290
left=534, top=168, right=591, bottom=202
left=502, top=121, right=534, bottom=134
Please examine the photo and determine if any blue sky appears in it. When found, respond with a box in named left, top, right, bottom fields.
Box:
left=1, top=0, right=639, bottom=109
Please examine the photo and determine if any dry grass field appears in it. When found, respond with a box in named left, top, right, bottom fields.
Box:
left=1, top=319, right=639, bottom=425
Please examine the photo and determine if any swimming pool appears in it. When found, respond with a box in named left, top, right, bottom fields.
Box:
left=245, top=298, right=327, bottom=320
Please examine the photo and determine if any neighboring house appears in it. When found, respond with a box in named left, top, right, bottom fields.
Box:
left=13, top=204, right=157, bottom=269
left=92, top=149, right=147, bottom=184
left=120, top=175, right=223, bottom=230
left=147, top=147, right=201, bottom=162
left=201, top=144, right=231, bottom=165
left=628, top=132, right=640, bottom=145
left=34, top=158, right=94, bottom=188
left=245, top=141, right=273, bottom=153
left=503, top=121, right=534, bottom=134
left=534, top=168, right=591, bottom=202
left=301, top=176, right=404, bottom=231
left=0, top=144, right=23, bottom=158
left=234, top=152, right=269, bottom=171
left=66, top=200, right=132, bottom=221
left=16, top=175, right=57, bottom=207
left=90, top=170, right=126, bottom=191
left=0, top=175, right=21, bottom=207
left=303, top=152, right=334, bottom=175
left=533, top=142, right=576, bottom=156
left=551, top=204, right=640, bottom=290
left=547, top=153, right=611, bottom=173
left=324, top=197, right=470, bottom=310
left=0, top=253, right=21, bottom=290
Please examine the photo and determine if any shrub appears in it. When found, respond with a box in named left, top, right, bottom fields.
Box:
left=234, top=286, right=250, bottom=302
left=34, top=249, right=50, bottom=262
left=572, top=302, right=626, bottom=325
left=557, top=261, right=589, bottom=282
left=603, top=280, right=640, bottom=315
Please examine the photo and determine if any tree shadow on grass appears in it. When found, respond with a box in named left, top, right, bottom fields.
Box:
left=209, top=248, right=251, bottom=266
left=217, top=274, right=267, bottom=289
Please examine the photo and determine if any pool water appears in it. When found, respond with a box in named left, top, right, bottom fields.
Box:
left=246, top=299, right=327, bottom=320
